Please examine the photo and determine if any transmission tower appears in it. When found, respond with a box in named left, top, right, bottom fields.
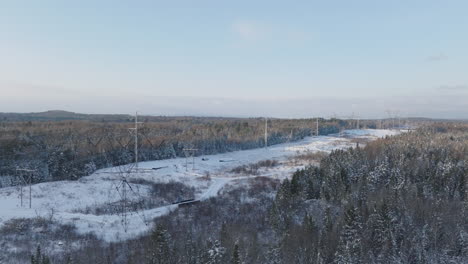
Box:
left=350, top=112, right=360, bottom=130
left=386, top=110, right=394, bottom=129
left=112, top=164, right=148, bottom=232
left=264, top=117, right=268, bottom=148
left=183, top=148, right=198, bottom=171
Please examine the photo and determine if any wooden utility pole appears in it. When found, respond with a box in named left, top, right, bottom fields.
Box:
left=16, top=168, right=36, bottom=208
left=316, top=118, right=319, bottom=136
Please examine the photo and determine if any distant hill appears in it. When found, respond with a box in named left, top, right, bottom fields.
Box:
left=0, top=110, right=133, bottom=122
left=0, top=110, right=248, bottom=122
left=1, top=110, right=465, bottom=123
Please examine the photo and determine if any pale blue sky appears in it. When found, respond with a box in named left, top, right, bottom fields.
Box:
left=1, top=1, right=467, bottom=118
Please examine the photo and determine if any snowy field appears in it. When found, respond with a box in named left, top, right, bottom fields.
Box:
left=0, top=129, right=400, bottom=242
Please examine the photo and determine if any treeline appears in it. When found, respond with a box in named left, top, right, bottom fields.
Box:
left=0, top=117, right=350, bottom=186
left=43, top=123, right=467, bottom=264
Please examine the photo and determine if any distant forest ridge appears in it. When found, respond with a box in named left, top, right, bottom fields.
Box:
left=0, top=110, right=463, bottom=122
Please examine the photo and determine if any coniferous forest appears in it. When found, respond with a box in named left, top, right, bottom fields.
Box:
left=10, top=123, right=464, bottom=264
left=0, top=116, right=357, bottom=186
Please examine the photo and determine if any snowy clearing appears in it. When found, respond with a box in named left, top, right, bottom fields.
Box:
left=0, top=129, right=400, bottom=242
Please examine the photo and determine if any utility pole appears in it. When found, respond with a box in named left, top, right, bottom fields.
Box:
left=264, top=117, right=268, bottom=148
left=129, top=111, right=143, bottom=172
left=316, top=118, right=319, bottom=136
left=16, top=168, right=36, bottom=208
left=134, top=112, right=138, bottom=172
left=396, top=110, right=401, bottom=129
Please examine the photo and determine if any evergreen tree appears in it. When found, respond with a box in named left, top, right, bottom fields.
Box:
left=148, top=224, right=171, bottom=264
left=323, top=207, right=334, bottom=234
left=220, top=222, right=230, bottom=246
left=368, top=157, right=390, bottom=190
left=335, top=205, right=363, bottom=264
left=65, top=255, right=73, bottom=264
left=181, top=234, right=198, bottom=264
left=205, top=239, right=225, bottom=264
left=455, top=225, right=468, bottom=257
left=264, top=246, right=281, bottom=264
left=276, top=179, right=292, bottom=206
left=303, top=213, right=317, bottom=235
left=290, top=173, right=301, bottom=196
left=459, top=173, right=466, bottom=201
left=366, top=206, right=385, bottom=256
left=30, top=246, right=50, bottom=264
left=231, top=243, right=241, bottom=264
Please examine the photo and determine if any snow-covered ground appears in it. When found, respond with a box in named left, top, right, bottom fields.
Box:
left=0, top=129, right=400, bottom=242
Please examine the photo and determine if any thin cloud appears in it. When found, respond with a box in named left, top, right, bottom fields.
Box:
left=426, top=53, right=448, bottom=62
left=231, top=20, right=269, bottom=41
left=231, top=20, right=311, bottom=46
left=0, top=81, right=80, bottom=97
left=436, top=84, right=468, bottom=92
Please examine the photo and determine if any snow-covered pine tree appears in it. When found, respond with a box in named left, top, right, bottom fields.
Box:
left=454, top=224, right=468, bottom=257
left=264, top=245, right=281, bottom=264
left=275, top=179, right=292, bottom=206
left=334, top=205, right=363, bottom=264
left=148, top=224, right=171, bottom=264
left=303, top=213, right=317, bottom=235
left=205, top=239, right=226, bottom=264
left=366, top=206, right=386, bottom=257
left=368, top=156, right=390, bottom=191
left=323, top=207, right=333, bottom=234
left=231, top=243, right=241, bottom=264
